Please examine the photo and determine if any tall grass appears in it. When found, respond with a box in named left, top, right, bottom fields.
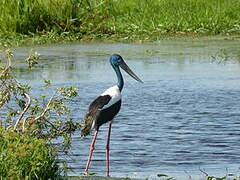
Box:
left=106, top=0, right=240, bottom=36
left=0, top=0, right=84, bottom=33
left=0, top=0, right=239, bottom=42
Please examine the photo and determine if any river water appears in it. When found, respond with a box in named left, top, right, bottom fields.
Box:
left=11, top=38, right=240, bottom=179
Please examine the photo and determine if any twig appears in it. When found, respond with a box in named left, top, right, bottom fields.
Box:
left=6, top=125, right=12, bottom=130
left=199, top=167, right=209, bottom=177
left=25, top=91, right=59, bottom=133
left=184, top=170, right=192, bottom=180
left=14, top=93, right=31, bottom=131
left=21, top=94, right=32, bottom=132
left=34, top=95, right=55, bottom=121
left=0, top=52, right=12, bottom=76
left=43, top=118, right=58, bottom=131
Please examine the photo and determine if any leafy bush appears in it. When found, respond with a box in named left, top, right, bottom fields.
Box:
left=0, top=49, right=81, bottom=179
left=0, top=129, right=60, bottom=179
left=0, top=49, right=80, bottom=140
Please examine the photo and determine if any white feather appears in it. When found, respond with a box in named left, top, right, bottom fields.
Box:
left=101, top=85, right=121, bottom=109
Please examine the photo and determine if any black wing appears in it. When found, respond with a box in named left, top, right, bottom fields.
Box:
left=81, top=95, right=111, bottom=137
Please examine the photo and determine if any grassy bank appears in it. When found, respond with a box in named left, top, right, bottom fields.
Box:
left=0, top=0, right=240, bottom=46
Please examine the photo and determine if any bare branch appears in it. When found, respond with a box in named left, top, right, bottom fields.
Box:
left=0, top=51, right=12, bottom=78
left=21, top=94, right=32, bottom=132
left=34, top=95, right=55, bottom=122
left=14, top=93, right=32, bottom=131
left=199, top=167, right=208, bottom=176
left=6, top=125, right=12, bottom=130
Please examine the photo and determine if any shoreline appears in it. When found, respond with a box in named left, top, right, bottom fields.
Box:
left=1, top=33, right=240, bottom=49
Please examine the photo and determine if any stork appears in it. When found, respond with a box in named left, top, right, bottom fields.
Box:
left=81, top=54, right=142, bottom=176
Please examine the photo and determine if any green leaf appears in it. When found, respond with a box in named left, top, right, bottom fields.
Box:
left=43, top=80, right=51, bottom=88
left=57, top=87, right=79, bottom=97
left=18, top=99, right=26, bottom=110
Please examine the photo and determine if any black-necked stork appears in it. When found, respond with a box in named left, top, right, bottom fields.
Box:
left=81, top=54, right=142, bottom=176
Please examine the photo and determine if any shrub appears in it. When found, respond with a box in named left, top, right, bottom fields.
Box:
left=0, top=49, right=80, bottom=179
left=0, top=128, right=60, bottom=180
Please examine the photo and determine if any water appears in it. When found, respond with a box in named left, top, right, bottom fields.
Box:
left=8, top=38, right=240, bottom=179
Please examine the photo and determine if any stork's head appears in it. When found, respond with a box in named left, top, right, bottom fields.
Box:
left=110, top=54, right=143, bottom=83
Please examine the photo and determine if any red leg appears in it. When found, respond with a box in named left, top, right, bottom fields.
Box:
left=85, top=130, right=98, bottom=174
left=106, top=121, right=112, bottom=177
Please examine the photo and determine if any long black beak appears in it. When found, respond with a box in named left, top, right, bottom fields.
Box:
left=120, top=61, right=143, bottom=83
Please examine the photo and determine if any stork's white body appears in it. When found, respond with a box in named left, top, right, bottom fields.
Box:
left=101, top=85, right=121, bottom=110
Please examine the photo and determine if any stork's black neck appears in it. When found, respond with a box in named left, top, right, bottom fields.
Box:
left=112, top=65, right=124, bottom=92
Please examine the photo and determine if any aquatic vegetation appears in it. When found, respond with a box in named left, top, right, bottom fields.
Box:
left=157, top=173, right=174, bottom=179
left=0, top=0, right=240, bottom=46
left=197, top=168, right=240, bottom=180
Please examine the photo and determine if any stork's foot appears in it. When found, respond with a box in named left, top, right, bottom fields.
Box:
left=83, top=171, right=89, bottom=176
left=83, top=171, right=97, bottom=176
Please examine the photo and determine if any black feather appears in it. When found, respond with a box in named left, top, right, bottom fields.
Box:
left=81, top=95, right=111, bottom=137
left=96, top=100, right=121, bottom=128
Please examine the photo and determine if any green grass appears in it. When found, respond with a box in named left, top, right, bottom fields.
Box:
left=108, top=0, right=240, bottom=35
left=0, top=0, right=240, bottom=46
left=0, top=128, right=60, bottom=179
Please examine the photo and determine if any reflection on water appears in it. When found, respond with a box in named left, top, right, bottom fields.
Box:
left=7, top=38, right=240, bottom=179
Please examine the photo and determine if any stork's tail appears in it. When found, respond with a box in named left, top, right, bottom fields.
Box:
left=81, top=125, right=91, bottom=137
left=81, top=115, right=95, bottom=137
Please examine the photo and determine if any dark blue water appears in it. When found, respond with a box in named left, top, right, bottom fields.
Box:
left=11, top=38, right=240, bottom=179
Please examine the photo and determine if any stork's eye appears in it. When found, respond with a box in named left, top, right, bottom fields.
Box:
left=117, top=58, right=121, bottom=63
